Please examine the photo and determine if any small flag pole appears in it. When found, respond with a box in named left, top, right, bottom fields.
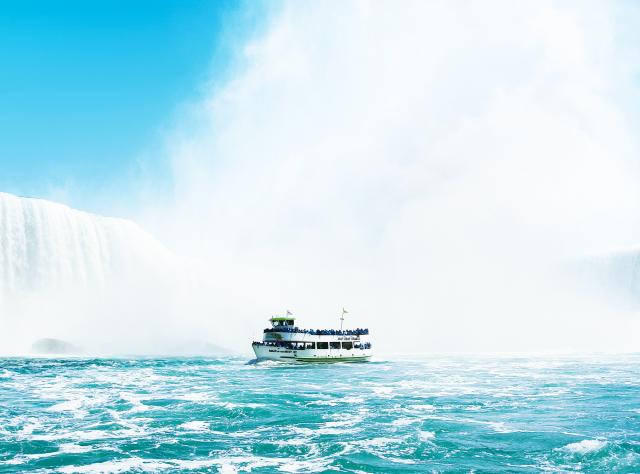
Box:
left=340, top=308, right=347, bottom=331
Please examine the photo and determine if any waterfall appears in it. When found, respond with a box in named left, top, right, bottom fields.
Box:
left=0, top=192, right=175, bottom=299
left=0, top=192, right=196, bottom=353
left=578, top=247, right=640, bottom=306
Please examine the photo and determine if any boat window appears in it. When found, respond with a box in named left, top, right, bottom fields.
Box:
left=316, top=342, right=328, bottom=349
left=330, top=342, right=341, bottom=349
left=306, top=342, right=315, bottom=349
left=341, top=342, right=353, bottom=350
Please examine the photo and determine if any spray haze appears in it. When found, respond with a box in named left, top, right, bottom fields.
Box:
left=139, top=0, right=640, bottom=353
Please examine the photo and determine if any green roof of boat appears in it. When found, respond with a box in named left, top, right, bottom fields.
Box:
left=270, top=316, right=295, bottom=321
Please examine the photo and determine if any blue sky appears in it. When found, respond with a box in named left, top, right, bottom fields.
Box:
left=0, top=0, right=264, bottom=211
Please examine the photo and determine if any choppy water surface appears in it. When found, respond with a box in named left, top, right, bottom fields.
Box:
left=1, top=355, right=639, bottom=473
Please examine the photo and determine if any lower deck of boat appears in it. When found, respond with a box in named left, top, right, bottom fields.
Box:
left=257, top=355, right=371, bottom=363
left=293, top=356, right=369, bottom=363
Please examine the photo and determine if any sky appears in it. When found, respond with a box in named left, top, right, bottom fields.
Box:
left=0, top=0, right=264, bottom=212
left=3, top=0, right=640, bottom=353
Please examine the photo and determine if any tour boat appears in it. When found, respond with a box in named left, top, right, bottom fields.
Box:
left=252, top=311, right=372, bottom=362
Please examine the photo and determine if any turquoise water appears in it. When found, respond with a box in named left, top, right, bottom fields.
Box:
left=1, top=355, right=639, bottom=473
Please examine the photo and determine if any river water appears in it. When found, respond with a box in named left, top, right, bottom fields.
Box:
left=1, top=355, right=639, bottom=472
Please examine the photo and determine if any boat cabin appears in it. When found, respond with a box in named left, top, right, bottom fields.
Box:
left=254, top=313, right=372, bottom=362
left=270, top=316, right=295, bottom=328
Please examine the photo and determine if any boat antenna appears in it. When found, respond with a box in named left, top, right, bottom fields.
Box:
left=340, top=308, right=348, bottom=330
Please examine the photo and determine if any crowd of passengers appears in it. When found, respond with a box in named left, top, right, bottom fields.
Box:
left=263, top=327, right=369, bottom=335
left=253, top=341, right=372, bottom=350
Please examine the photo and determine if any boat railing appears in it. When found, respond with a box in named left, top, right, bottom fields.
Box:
left=263, top=327, right=369, bottom=336
left=253, top=341, right=372, bottom=350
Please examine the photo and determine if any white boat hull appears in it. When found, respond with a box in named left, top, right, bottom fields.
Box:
left=253, top=344, right=371, bottom=362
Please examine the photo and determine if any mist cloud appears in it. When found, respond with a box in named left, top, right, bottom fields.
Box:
left=144, top=0, right=640, bottom=353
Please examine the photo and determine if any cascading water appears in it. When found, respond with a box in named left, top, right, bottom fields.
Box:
left=0, top=192, right=175, bottom=298
left=577, top=247, right=640, bottom=306
left=0, top=192, right=195, bottom=354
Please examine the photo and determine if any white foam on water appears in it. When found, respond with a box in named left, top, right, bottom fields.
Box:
left=241, top=402, right=266, bottom=408
left=342, top=396, right=365, bottom=404
left=210, top=400, right=268, bottom=410
left=278, top=459, right=331, bottom=473
left=47, top=399, right=85, bottom=412
left=58, top=458, right=172, bottom=473
left=119, top=392, right=152, bottom=413
left=359, top=437, right=404, bottom=448
left=419, top=430, right=436, bottom=441
left=0, top=369, right=14, bottom=378
left=421, top=414, right=523, bottom=434
left=252, top=360, right=284, bottom=368
left=387, top=457, right=417, bottom=465
left=290, top=425, right=354, bottom=436
left=4, top=451, right=57, bottom=466
left=30, top=425, right=155, bottom=442
left=317, top=412, right=366, bottom=434
left=223, top=426, right=272, bottom=439
left=47, top=398, right=89, bottom=419
left=412, top=404, right=436, bottom=411
left=306, top=395, right=364, bottom=406
left=29, top=431, right=98, bottom=442
left=214, top=401, right=242, bottom=410
left=372, top=387, right=394, bottom=397
left=560, top=439, right=608, bottom=455
left=272, top=437, right=309, bottom=446
left=218, top=464, right=239, bottom=474
left=171, top=459, right=220, bottom=469
left=307, top=399, right=339, bottom=407
left=179, top=420, right=209, bottom=431
left=323, top=419, right=359, bottom=428
left=173, top=455, right=330, bottom=474
left=59, top=443, right=92, bottom=454
left=169, top=458, right=242, bottom=472
left=487, top=421, right=513, bottom=433
left=179, top=392, right=212, bottom=402
left=3, top=441, right=93, bottom=466
left=391, top=417, right=421, bottom=427
left=17, top=419, right=42, bottom=437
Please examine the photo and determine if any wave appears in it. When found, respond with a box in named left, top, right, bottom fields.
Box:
left=559, top=439, right=608, bottom=455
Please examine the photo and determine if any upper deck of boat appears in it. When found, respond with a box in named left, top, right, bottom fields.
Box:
left=262, top=315, right=370, bottom=342
left=263, top=327, right=369, bottom=336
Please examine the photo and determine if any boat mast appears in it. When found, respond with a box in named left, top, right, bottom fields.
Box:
left=340, top=308, right=348, bottom=331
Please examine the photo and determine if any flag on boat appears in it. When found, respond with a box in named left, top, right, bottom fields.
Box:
left=286, top=310, right=293, bottom=316
left=342, top=308, right=348, bottom=315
